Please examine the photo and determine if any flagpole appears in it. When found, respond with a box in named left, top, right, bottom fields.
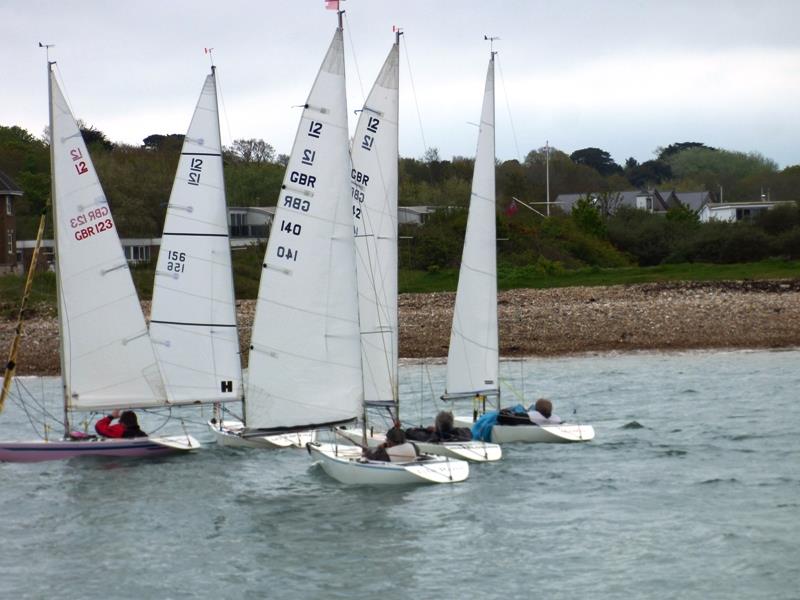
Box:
left=545, top=140, right=550, bottom=218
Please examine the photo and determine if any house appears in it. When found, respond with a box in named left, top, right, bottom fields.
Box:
left=698, top=201, right=795, bottom=223
left=0, top=170, right=22, bottom=274
left=398, top=205, right=437, bottom=225
left=554, top=190, right=670, bottom=215
left=228, top=206, right=274, bottom=238
left=555, top=189, right=714, bottom=216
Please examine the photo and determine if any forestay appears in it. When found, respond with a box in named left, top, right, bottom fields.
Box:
left=50, top=69, right=167, bottom=411
left=150, top=69, right=242, bottom=405
left=352, top=42, right=400, bottom=408
left=246, top=29, right=362, bottom=431
left=445, top=56, right=498, bottom=398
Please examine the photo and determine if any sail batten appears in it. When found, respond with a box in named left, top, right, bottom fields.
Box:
left=149, top=69, right=242, bottom=405
left=445, top=56, right=498, bottom=397
left=245, top=28, right=362, bottom=431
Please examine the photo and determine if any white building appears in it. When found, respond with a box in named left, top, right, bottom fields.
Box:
left=698, top=201, right=795, bottom=223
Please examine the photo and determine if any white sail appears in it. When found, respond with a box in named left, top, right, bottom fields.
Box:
left=245, top=28, right=361, bottom=431
left=49, top=68, right=167, bottom=411
left=445, top=56, right=498, bottom=398
left=149, top=69, right=242, bottom=405
left=352, top=42, right=399, bottom=408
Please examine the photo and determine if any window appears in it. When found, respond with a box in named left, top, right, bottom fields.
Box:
left=5, top=196, right=12, bottom=216
left=124, top=245, right=150, bottom=263
left=7, top=230, right=13, bottom=256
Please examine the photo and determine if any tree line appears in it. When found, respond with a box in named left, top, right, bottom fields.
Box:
left=1, top=123, right=798, bottom=270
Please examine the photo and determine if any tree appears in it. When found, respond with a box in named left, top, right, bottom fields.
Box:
left=229, top=138, right=275, bottom=163
left=626, top=160, right=672, bottom=187
left=656, top=142, right=713, bottom=160
left=571, top=196, right=606, bottom=237
left=78, top=123, right=114, bottom=151
left=422, top=147, right=440, bottom=163
left=569, top=147, right=622, bottom=177
left=142, top=133, right=184, bottom=151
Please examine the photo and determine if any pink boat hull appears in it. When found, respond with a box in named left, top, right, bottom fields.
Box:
left=0, top=436, right=198, bottom=463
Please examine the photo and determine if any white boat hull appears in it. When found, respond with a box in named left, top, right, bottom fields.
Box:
left=307, top=442, right=469, bottom=485
left=337, top=427, right=501, bottom=462
left=0, top=434, right=200, bottom=463
left=454, top=416, right=595, bottom=443
left=208, top=420, right=316, bottom=449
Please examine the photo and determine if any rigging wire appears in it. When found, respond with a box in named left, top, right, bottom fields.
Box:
left=401, top=34, right=428, bottom=156
left=342, top=13, right=365, bottom=106
left=495, top=54, right=522, bottom=162
left=214, top=65, right=236, bottom=151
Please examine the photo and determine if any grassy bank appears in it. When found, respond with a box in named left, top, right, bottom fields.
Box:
left=399, top=259, right=800, bottom=293
left=2, top=259, right=798, bottom=314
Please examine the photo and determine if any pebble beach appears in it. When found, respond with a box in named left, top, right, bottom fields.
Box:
left=3, top=279, right=800, bottom=376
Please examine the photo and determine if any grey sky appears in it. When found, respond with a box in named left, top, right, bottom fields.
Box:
left=3, top=0, right=799, bottom=167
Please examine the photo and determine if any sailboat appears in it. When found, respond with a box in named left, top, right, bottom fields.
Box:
left=446, top=50, right=594, bottom=444
left=335, top=32, right=500, bottom=464
left=306, top=29, right=468, bottom=484
left=0, top=61, right=198, bottom=462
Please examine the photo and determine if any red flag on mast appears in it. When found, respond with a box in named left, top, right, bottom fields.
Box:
left=325, top=0, right=339, bottom=9
left=505, top=199, right=519, bottom=217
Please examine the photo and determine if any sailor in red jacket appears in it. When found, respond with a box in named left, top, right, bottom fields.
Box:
left=95, top=409, right=147, bottom=438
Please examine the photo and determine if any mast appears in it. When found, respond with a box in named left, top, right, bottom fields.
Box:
left=43, top=51, right=71, bottom=434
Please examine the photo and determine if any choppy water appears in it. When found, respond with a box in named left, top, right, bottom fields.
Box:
left=1, top=348, right=798, bottom=600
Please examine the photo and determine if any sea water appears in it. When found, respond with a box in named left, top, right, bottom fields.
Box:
left=0, top=348, right=798, bottom=600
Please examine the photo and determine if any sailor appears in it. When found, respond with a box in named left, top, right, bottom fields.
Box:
left=95, top=410, right=148, bottom=438
left=363, top=427, right=417, bottom=462
left=527, top=398, right=563, bottom=426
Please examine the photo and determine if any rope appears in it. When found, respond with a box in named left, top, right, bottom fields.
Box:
left=214, top=68, right=235, bottom=151
left=342, top=13, right=365, bottom=105
left=495, top=55, right=522, bottom=162
left=401, top=35, right=428, bottom=154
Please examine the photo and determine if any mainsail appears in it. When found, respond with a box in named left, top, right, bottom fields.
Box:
left=445, top=55, right=498, bottom=398
left=352, top=41, right=400, bottom=409
left=245, top=28, right=361, bottom=431
left=49, top=67, right=167, bottom=410
left=150, top=68, right=242, bottom=405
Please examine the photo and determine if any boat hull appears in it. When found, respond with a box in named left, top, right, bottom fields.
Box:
left=337, top=427, right=501, bottom=462
left=307, top=442, right=469, bottom=485
left=454, top=416, right=595, bottom=443
left=0, top=435, right=200, bottom=463
left=208, top=420, right=316, bottom=449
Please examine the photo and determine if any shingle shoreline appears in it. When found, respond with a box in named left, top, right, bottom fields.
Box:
left=4, top=279, right=799, bottom=376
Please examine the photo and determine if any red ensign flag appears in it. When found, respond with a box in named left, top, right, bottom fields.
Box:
left=325, top=0, right=339, bottom=10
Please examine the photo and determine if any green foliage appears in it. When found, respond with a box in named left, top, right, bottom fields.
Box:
left=656, top=142, right=713, bottom=160
left=569, top=147, right=623, bottom=177
left=668, top=221, right=771, bottom=264
left=231, top=243, right=266, bottom=299
left=754, top=203, right=800, bottom=235
left=607, top=207, right=677, bottom=266
left=665, top=203, right=700, bottom=225
left=571, top=196, right=606, bottom=237
left=665, top=147, right=778, bottom=202
left=0, top=271, right=56, bottom=317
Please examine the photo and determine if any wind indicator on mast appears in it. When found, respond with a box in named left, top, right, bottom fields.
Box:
left=204, top=47, right=215, bottom=68
left=393, top=25, right=404, bottom=45
left=325, top=0, right=345, bottom=29
left=484, top=34, right=499, bottom=56
left=38, top=41, right=55, bottom=63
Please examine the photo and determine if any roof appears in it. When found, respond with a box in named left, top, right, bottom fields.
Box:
left=700, top=201, right=794, bottom=211
left=0, top=170, right=23, bottom=196
left=399, top=206, right=437, bottom=214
